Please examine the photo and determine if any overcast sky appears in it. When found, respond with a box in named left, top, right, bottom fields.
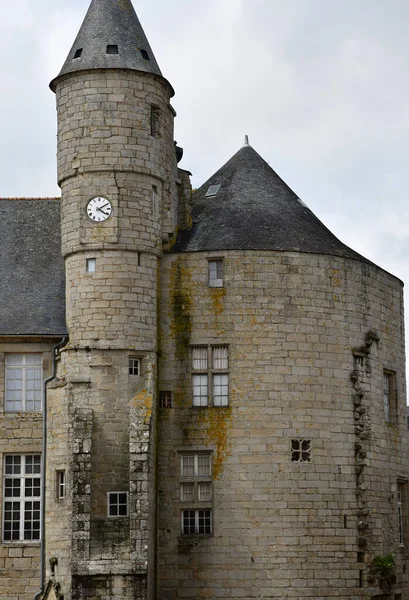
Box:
left=2, top=0, right=409, bottom=372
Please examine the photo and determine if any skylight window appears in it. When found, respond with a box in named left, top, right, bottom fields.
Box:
left=73, top=48, right=83, bottom=59
left=205, top=184, right=221, bottom=198
left=140, top=49, right=150, bottom=61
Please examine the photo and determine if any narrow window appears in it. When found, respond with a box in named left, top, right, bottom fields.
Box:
left=291, top=439, right=312, bottom=463
left=5, top=354, right=43, bottom=412
left=3, top=455, right=41, bottom=542
left=398, top=481, right=408, bottom=546
left=106, top=44, right=119, bottom=55
left=208, top=260, right=224, bottom=288
left=107, top=492, right=128, bottom=517
left=86, top=258, right=96, bottom=273
left=73, top=48, right=83, bottom=59
left=180, top=453, right=213, bottom=535
left=159, top=391, right=172, bottom=409
left=140, top=49, right=150, bottom=61
left=56, top=470, right=66, bottom=500
left=150, top=105, right=160, bottom=136
left=384, top=370, right=397, bottom=423
left=129, top=357, right=140, bottom=376
left=192, top=374, right=208, bottom=407
left=152, top=185, right=159, bottom=214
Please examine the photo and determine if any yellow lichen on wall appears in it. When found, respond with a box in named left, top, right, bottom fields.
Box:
left=198, top=406, right=233, bottom=480
left=169, top=259, right=194, bottom=359
left=132, top=389, right=153, bottom=424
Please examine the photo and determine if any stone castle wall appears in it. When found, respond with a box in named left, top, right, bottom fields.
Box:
left=44, top=68, right=177, bottom=599
left=157, top=250, right=409, bottom=600
left=0, top=341, right=56, bottom=600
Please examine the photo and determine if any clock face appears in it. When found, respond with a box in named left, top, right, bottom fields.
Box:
left=86, top=197, right=113, bottom=222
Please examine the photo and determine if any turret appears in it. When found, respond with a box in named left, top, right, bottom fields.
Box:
left=44, top=1, right=177, bottom=598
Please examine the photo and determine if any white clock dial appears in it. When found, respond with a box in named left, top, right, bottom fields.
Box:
left=86, top=197, right=113, bottom=222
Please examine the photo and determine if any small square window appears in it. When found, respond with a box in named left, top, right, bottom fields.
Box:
left=181, top=509, right=212, bottom=535
left=86, top=258, right=96, bottom=273
left=159, top=391, right=172, bottom=408
left=56, top=470, right=66, bottom=500
left=108, top=492, right=128, bottom=518
left=291, top=439, right=311, bottom=463
left=208, top=260, right=223, bottom=288
left=129, top=358, right=140, bottom=376
left=106, top=44, right=119, bottom=55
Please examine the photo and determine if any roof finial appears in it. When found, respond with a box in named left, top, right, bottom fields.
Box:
left=243, top=135, right=250, bottom=147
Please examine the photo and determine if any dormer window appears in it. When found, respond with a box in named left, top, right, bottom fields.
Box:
left=140, top=49, right=150, bottom=61
left=73, top=48, right=83, bottom=60
left=106, top=45, right=119, bottom=55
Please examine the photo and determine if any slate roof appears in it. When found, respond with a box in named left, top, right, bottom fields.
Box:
left=50, top=0, right=170, bottom=92
left=174, top=143, right=372, bottom=265
left=0, top=200, right=67, bottom=336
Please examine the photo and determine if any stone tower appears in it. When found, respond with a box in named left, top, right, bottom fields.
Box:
left=45, top=0, right=177, bottom=597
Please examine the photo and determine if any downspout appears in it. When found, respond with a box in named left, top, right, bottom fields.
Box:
left=34, top=336, right=68, bottom=600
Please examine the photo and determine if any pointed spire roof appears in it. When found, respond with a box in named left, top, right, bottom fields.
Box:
left=174, top=143, right=372, bottom=264
left=50, top=0, right=171, bottom=92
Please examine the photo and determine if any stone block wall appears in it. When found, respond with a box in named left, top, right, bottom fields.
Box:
left=157, top=250, right=409, bottom=600
left=0, top=340, right=57, bottom=600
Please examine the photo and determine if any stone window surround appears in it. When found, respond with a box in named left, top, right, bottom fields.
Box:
left=3, top=454, right=41, bottom=543
left=191, top=345, right=229, bottom=407
left=384, top=369, right=397, bottom=424
left=179, top=451, right=213, bottom=536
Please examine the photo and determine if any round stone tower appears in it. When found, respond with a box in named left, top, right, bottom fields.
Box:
left=45, top=1, right=177, bottom=598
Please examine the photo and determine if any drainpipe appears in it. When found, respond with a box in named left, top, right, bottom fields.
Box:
left=34, top=336, right=68, bottom=600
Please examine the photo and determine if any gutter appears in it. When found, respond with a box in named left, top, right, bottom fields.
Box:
left=34, top=337, right=68, bottom=600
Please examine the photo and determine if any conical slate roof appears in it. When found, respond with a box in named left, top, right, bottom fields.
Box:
left=174, top=142, right=371, bottom=263
left=50, top=0, right=169, bottom=92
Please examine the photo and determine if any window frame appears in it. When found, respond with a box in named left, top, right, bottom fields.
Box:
left=208, top=259, right=224, bottom=288
left=384, top=370, right=397, bottom=424
left=107, top=491, right=129, bottom=518
left=179, top=452, right=213, bottom=536
left=291, top=439, right=312, bottom=463
left=129, top=357, right=141, bottom=376
left=5, top=354, right=43, bottom=413
left=150, top=105, right=160, bottom=136
left=56, top=470, right=66, bottom=501
left=3, top=454, right=42, bottom=543
left=397, top=480, right=408, bottom=547
left=191, top=346, right=229, bottom=407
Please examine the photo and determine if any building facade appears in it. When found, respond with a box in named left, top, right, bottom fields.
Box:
left=0, top=1, right=408, bottom=599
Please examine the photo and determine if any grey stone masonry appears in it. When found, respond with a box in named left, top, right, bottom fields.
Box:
left=157, top=250, right=409, bottom=600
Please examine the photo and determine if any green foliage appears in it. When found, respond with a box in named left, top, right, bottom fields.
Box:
left=369, top=554, right=396, bottom=590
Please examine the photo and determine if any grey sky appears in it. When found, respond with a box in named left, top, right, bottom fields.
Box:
left=2, top=0, right=409, bottom=368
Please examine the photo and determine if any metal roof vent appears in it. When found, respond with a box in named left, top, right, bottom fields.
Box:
left=106, top=45, right=119, bottom=55
left=73, top=48, right=83, bottom=59
left=205, top=184, right=221, bottom=198
left=140, top=49, right=150, bottom=61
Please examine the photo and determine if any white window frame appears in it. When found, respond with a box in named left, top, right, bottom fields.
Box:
left=56, top=470, right=66, bottom=500
left=191, top=346, right=229, bottom=407
left=208, top=259, right=224, bottom=288
left=181, top=509, right=212, bottom=535
left=86, top=258, right=96, bottom=273
left=129, top=357, right=140, bottom=376
left=5, top=354, right=43, bottom=412
left=107, top=491, right=129, bottom=518
left=3, top=454, right=41, bottom=542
